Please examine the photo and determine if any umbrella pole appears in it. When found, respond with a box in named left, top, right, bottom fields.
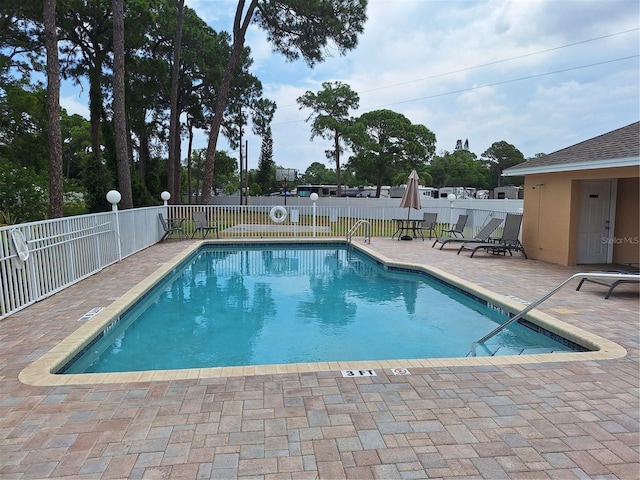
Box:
left=402, top=208, right=412, bottom=240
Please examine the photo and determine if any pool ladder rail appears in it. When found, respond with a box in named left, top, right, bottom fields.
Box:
left=347, top=219, right=371, bottom=244
left=468, top=346, right=557, bottom=357
left=470, top=272, right=639, bottom=357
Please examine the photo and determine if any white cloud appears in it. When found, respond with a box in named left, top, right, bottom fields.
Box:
left=62, top=0, right=640, bottom=177
left=60, top=94, right=90, bottom=118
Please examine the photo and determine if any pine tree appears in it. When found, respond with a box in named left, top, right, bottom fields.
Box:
left=256, top=128, right=275, bottom=195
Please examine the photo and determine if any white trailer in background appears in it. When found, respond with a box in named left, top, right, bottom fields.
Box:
left=438, top=187, right=477, bottom=199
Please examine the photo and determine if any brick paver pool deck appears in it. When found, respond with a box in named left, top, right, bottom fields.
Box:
left=1, top=237, right=638, bottom=479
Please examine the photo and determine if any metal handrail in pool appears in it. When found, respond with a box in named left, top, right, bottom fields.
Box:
left=470, top=272, right=640, bottom=356
left=347, top=219, right=371, bottom=244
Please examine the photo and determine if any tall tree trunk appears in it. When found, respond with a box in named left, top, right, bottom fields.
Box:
left=89, top=66, right=102, bottom=173
left=44, top=0, right=63, bottom=218
left=167, top=0, right=185, bottom=204
left=138, top=129, right=149, bottom=181
left=186, top=120, right=193, bottom=204
left=334, top=132, right=342, bottom=197
left=202, top=0, right=258, bottom=204
left=135, top=109, right=148, bottom=182
left=173, top=106, right=182, bottom=203
left=112, top=0, right=133, bottom=208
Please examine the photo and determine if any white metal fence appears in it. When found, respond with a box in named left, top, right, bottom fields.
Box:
left=1, top=206, right=166, bottom=319
left=171, top=203, right=514, bottom=239
left=1, top=202, right=517, bottom=320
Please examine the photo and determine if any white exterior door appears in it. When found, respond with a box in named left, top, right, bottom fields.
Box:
left=576, top=180, right=613, bottom=264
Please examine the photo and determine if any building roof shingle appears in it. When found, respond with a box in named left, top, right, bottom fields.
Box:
left=504, top=121, right=640, bottom=175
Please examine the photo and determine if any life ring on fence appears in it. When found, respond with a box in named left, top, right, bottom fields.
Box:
left=11, top=229, right=29, bottom=262
left=269, top=206, right=288, bottom=224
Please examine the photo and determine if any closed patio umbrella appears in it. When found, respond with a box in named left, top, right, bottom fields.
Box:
left=397, top=170, right=422, bottom=240
left=399, top=169, right=421, bottom=219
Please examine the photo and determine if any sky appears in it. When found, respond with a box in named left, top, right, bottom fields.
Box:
left=60, top=0, right=640, bottom=177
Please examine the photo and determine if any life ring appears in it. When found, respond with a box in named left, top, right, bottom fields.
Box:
left=11, top=229, right=29, bottom=262
left=269, top=206, right=288, bottom=224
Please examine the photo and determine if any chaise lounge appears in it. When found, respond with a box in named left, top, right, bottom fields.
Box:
left=457, top=213, right=527, bottom=258
left=576, top=264, right=640, bottom=299
left=432, top=217, right=503, bottom=250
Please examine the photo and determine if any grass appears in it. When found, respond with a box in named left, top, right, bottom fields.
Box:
left=171, top=213, right=451, bottom=239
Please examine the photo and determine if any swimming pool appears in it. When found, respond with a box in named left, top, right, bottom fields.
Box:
left=18, top=239, right=626, bottom=386
left=59, top=243, right=582, bottom=374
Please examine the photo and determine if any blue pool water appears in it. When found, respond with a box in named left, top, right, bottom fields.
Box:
left=62, top=244, right=577, bottom=373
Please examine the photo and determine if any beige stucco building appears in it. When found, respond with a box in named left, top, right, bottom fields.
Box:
left=503, top=122, right=639, bottom=266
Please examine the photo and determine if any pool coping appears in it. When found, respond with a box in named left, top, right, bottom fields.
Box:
left=19, top=238, right=627, bottom=386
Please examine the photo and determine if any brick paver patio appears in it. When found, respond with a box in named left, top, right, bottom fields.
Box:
left=1, top=237, right=638, bottom=479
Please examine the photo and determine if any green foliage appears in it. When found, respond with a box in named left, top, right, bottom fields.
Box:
left=186, top=148, right=206, bottom=199
left=200, top=0, right=367, bottom=203
left=254, top=0, right=368, bottom=67
left=186, top=148, right=239, bottom=197
left=428, top=150, right=489, bottom=189
left=0, top=160, right=49, bottom=222
left=61, top=114, right=91, bottom=179
left=297, top=81, right=360, bottom=141
left=256, top=128, right=276, bottom=195
left=297, top=81, right=360, bottom=194
left=0, top=3, right=42, bottom=83
left=82, top=153, right=114, bottom=213
left=4, top=0, right=371, bottom=204
left=221, top=181, right=239, bottom=196
left=63, top=186, right=88, bottom=217
left=213, top=150, right=239, bottom=195
left=2, top=0, right=369, bottom=209
left=130, top=171, right=156, bottom=207
left=392, top=168, right=433, bottom=187
left=0, top=209, right=17, bottom=226
left=301, top=162, right=337, bottom=185
left=339, top=168, right=359, bottom=187
left=249, top=182, right=262, bottom=196
left=344, top=109, right=436, bottom=196
left=0, top=82, right=49, bottom=172
left=143, top=156, right=166, bottom=200
left=481, top=141, right=525, bottom=188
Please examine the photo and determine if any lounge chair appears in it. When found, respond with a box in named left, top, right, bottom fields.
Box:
left=158, top=213, right=184, bottom=241
left=432, top=217, right=503, bottom=250
left=440, top=214, right=468, bottom=238
left=420, top=212, right=438, bottom=240
left=457, top=213, right=527, bottom=258
left=191, top=211, right=219, bottom=239
left=576, top=264, right=639, bottom=299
